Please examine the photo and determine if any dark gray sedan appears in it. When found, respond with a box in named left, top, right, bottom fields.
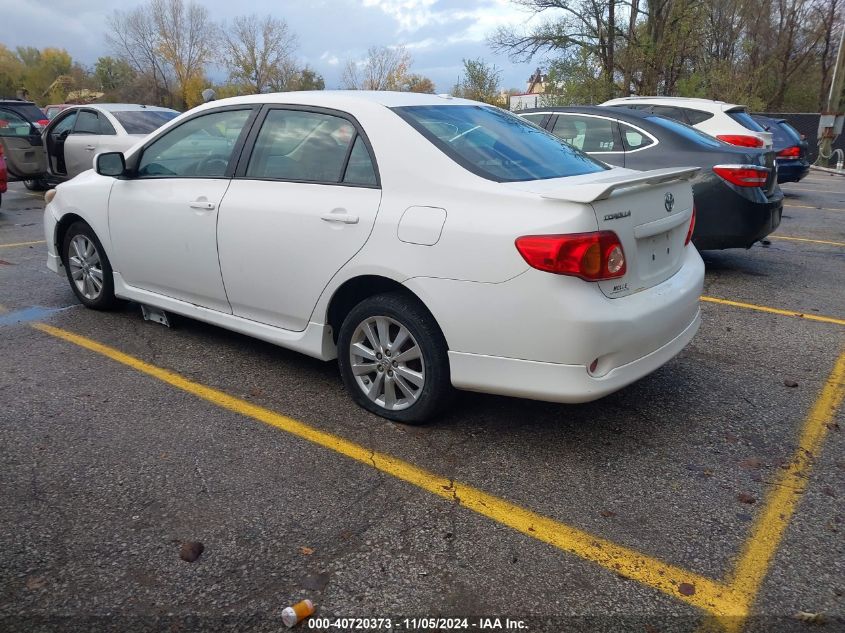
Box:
left=518, top=106, right=783, bottom=250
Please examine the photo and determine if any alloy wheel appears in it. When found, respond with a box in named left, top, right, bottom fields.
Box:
left=67, top=235, right=104, bottom=300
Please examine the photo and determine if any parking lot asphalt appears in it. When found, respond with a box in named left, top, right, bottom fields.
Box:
left=1, top=173, right=843, bottom=633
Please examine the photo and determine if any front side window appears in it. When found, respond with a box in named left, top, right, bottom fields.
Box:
left=138, top=109, right=252, bottom=178
left=0, top=110, right=33, bottom=137
left=74, top=110, right=101, bottom=135
left=51, top=111, right=78, bottom=136
left=246, top=109, right=360, bottom=183
left=552, top=115, right=621, bottom=152
left=394, top=105, right=607, bottom=182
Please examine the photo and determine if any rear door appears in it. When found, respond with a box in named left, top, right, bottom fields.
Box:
left=217, top=106, right=382, bottom=331
left=548, top=113, right=625, bottom=167
left=0, top=108, right=46, bottom=178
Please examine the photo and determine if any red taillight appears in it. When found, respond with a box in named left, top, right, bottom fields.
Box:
left=515, top=231, right=626, bottom=280
left=713, top=165, right=769, bottom=187
left=716, top=134, right=764, bottom=148
left=685, top=206, right=696, bottom=246
left=36, top=119, right=49, bottom=128
left=777, top=146, right=801, bottom=158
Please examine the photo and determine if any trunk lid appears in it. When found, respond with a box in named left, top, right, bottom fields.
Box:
left=504, top=167, right=697, bottom=298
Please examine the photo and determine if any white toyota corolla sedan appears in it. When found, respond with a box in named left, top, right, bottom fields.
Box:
left=43, top=91, right=704, bottom=423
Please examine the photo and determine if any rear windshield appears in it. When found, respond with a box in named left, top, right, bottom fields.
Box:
left=113, top=110, right=179, bottom=135
left=726, top=109, right=767, bottom=132
left=4, top=102, right=46, bottom=122
left=777, top=121, right=802, bottom=144
left=644, top=115, right=724, bottom=148
left=393, top=105, right=607, bottom=182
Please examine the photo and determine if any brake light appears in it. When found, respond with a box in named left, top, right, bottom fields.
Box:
left=713, top=165, right=769, bottom=187
left=36, top=119, right=49, bottom=128
left=716, top=134, right=764, bottom=148
left=515, top=231, right=626, bottom=280
left=777, top=146, right=801, bottom=158
left=685, top=206, right=696, bottom=246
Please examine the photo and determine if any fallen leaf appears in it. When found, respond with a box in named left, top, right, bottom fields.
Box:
left=678, top=582, right=695, bottom=596
left=179, top=541, right=204, bottom=562
left=724, top=432, right=740, bottom=444
left=784, top=379, right=799, bottom=388
left=249, top=388, right=263, bottom=397
left=25, top=576, right=46, bottom=590
left=737, top=493, right=756, bottom=505
left=793, top=611, right=826, bottom=625
left=300, top=546, right=315, bottom=555
left=600, top=510, right=616, bottom=518
left=739, top=457, right=763, bottom=470
left=822, top=487, right=836, bottom=498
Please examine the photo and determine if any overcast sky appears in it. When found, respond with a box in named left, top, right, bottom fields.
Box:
left=9, top=0, right=548, bottom=93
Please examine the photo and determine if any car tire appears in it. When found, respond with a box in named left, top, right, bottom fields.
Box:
left=338, top=292, right=453, bottom=424
left=23, top=177, right=48, bottom=191
left=61, top=221, right=117, bottom=310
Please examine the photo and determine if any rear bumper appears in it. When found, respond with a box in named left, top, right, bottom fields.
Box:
left=776, top=159, right=810, bottom=183
left=693, top=185, right=783, bottom=250
left=449, top=309, right=700, bottom=403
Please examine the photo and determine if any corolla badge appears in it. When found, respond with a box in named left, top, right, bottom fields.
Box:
left=664, top=192, right=675, bottom=213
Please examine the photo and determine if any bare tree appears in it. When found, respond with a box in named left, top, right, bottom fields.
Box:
left=106, top=5, right=173, bottom=106
left=221, top=14, right=299, bottom=93
left=150, top=0, right=216, bottom=107
left=341, top=46, right=412, bottom=90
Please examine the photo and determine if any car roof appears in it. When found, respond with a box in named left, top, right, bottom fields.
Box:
left=191, top=90, right=483, bottom=113
left=70, top=103, right=179, bottom=113
left=518, top=105, right=653, bottom=120
left=601, top=96, right=747, bottom=112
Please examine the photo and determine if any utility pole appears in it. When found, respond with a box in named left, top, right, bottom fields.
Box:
left=819, top=22, right=845, bottom=166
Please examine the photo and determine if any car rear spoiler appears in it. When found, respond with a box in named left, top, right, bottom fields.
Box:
left=540, top=166, right=700, bottom=204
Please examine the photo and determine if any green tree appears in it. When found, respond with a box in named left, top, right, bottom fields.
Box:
left=286, top=67, right=325, bottom=91
left=95, top=56, right=137, bottom=92
left=452, top=58, right=501, bottom=104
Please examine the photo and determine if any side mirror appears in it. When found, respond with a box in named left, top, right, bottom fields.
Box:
left=96, top=152, right=126, bottom=177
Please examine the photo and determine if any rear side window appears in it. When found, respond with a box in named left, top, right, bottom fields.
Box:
left=394, top=105, right=607, bottom=182
left=648, top=105, right=687, bottom=123
left=619, top=123, right=656, bottom=150
left=726, top=110, right=766, bottom=132
left=551, top=115, right=621, bottom=152
left=246, top=109, right=359, bottom=184
left=683, top=109, right=714, bottom=125
left=74, top=110, right=101, bottom=135
left=645, top=116, right=724, bottom=148
left=520, top=113, right=547, bottom=126
left=343, top=136, right=378, bottom=186
left=5, top=102, right=45, bottom=123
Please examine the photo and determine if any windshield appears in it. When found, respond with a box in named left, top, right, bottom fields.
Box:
left=113, top=110, right=180, bottom=135
left=726, top=109, right=766, bottom=133
left=644, top=115, right=725, bottom=148
left=393, top=105, right=607, bottom=182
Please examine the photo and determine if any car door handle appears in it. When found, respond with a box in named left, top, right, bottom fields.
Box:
left=321, top=213, right=359, bottom=224
left=189, top=200, right=216, bottom=210
left=85, top=145, right=96, bottom=151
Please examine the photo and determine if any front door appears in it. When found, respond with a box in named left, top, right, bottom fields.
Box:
left=0, top=108, right=46, bottom=179
left=108, top=107, right=256, bottom=313
left=64, top=109, right=106, bottom=178
left=217, top=107, right=382, bottom=331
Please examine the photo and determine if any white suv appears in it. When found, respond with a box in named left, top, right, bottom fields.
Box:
left=601, top=97, right=773, bottom=149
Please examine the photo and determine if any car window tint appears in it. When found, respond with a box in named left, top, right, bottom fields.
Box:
left=0, top=110, right=32, bottom=136
left=394, top=105, right=607, bottom=182
left=138, top=109, right=251, bottom=178
left=343, top=136, right=377, bottom=186
left=113, top=110, right=180, bottom=135
left=552, top=115, right=620, bottom=152
left=683, top=108, right=713, bottom=125
left=726, top=110, right=766, bottom=132
left=777, top=121, right=802, bottom=145
left=619, top=123, right=655, bottom=150
left=246, top=110, right=356, bottom=183
left=74, top=110, right=101, bottom=135
left=51, top=112, right=77, bottom=136
left=648, top=105, right=687, bottom=123
left=521, top=113, right=546, bottom=125
left=100, top=115, right=116, bottom=135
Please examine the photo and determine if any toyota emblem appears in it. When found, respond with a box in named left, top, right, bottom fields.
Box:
left=664, top=192, right=675, bottom=213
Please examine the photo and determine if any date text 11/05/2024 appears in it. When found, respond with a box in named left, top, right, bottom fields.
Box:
left=306, top=617, right=529, bottom=630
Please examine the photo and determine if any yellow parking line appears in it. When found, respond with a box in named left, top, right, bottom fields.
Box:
left=700, top=296, right=845, bottom=326
left=719, top=350, right=845, bottom=633
left=0, top=240, right=46, bottom=249
left=30, top=321, right=742, bottom=618
left=784, top=203, right=845, bottom=211
left=768, top=235, right=845, bottom=247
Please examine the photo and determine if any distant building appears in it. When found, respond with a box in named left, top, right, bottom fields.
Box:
left=509, top=68, right=548, bottom=111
